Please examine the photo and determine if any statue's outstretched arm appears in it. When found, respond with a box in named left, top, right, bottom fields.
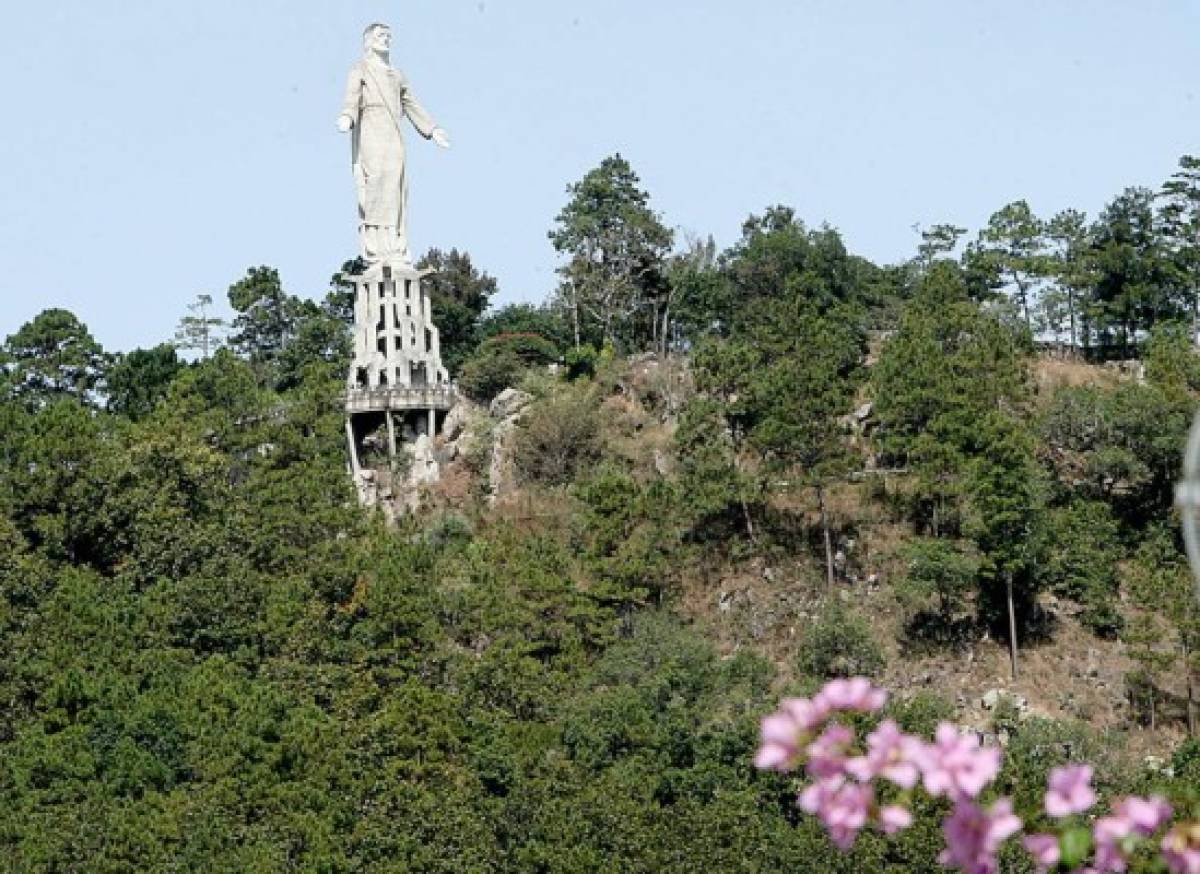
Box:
left=400, top=85, right=449, bottom=147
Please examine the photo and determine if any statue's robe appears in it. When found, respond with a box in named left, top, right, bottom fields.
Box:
left=340, top=56, right=438, bottom=262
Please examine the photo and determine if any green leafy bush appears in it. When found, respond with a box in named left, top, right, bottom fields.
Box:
left=512, top=387, right=603, bottom=486
left=457, top=345, right=527, bottom=402
left=1039, top=500, right=1124, bottom=637
left=480, top=332, right=560, bottom=365
left=457, top=333, right=561, bottom=402
left=564, top=343, right=598, bottom=380
left=897, top=538, right=978, bottom=625
left=797, top=604, right=885, bottom=679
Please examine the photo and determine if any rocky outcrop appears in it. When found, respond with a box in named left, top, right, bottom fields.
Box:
left=488, top=418, right=520, bottom=505
left=354, top=415, right=448, bottom=522
left=489, top=388, right=532, bottom=420
left=442, top=399, right=479, bottom=444
left=486, top=389, right=532, bottom=505
left=440, top=398, right=485, bottom=463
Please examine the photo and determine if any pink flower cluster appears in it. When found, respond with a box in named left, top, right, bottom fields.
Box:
left=755, top=678, right=1200, bottom=874
left=755, top=678, right=1013, bottom=867
left=1046, top=765, right=1097, bottom=818
left=1022, top=766, right=1175, bottom=873
left=754, top=678, right=887, bottom=773
left=1092, top=795, right=1173, bottom=873
left=940, top=798, right=1021, bottom=874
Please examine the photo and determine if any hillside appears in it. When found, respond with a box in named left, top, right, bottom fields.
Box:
left=6, top=165, right=1200, bottom=870
left=432, top=352, right=1176, bottom=752
left=2, top=317, right=1198, bottom=873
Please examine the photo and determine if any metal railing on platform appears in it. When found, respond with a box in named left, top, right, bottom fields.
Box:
left=344, top=386, right=456, bottom=413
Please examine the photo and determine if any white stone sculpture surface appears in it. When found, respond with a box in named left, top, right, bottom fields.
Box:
left=338, top=23, right=450, bottom=265
left=345, top=262, right=449, bottom=392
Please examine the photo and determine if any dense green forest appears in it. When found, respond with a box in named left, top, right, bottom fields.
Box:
left=4, top=154, right=1200, bottom=871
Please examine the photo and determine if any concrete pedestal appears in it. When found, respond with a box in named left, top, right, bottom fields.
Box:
left=343, top=259, right=455, bottom=507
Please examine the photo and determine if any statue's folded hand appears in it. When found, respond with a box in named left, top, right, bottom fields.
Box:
left=337, top=115, right=354, bottom=133
left=431, top=127, right=451, bottom=149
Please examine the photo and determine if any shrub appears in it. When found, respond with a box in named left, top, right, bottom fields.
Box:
left=424, top=512, right=473, bottom=549
left=512, top=388, right=603, bottom=487
left=480, top=333, right=560, bottom=365
left=1170, top=737, right=1200, bottom=786
left=1145, top=320, right=1200, bottom=396
left=1038, top=500, right=1124, bottom=637
left=458, top=333, right=563, bottom=403
left=477, top=303, right=572, bottom=350
left=457, top=345, right=527, bottom=402
left=1000, top=716, right=1128, bottom=817
left=797, top=604, right=885, bottom=679
left=897, top=538, right=978, bottom=623
left=572, top=467, right=679, bottom=606
left=673, top=398, right=754, bottom=541
left=564, top=344, right=598, bottom=381
left=888, top=691, right=955, bottom=737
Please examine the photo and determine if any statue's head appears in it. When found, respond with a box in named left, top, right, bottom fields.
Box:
left=363, top=22, right=392, bottom=53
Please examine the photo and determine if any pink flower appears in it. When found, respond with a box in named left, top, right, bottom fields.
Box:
left=919, top=723, right=1002, bottom=801
left=754, top=697, right=825, bottom=771
left=939, top=798, right=1022, bottom=874
left=755, top=679, right=888, bottom=773
left=879, top=804, right=914, bottom=835
left=1045, top=764, right=1097, bottom=818
left=1022, top=833, right=1061, bottom=873
left=1165, top=849, right=1200, bottom=874
left=799, top=775, right=874, bottom=850
left=1092, top=814, right=1133, bottom=873
left=1093, top=796, right=1173, bottom=872
left=813, top=677, right=888, bottom=715
left=805, top=723, right=854, bottom=779
left=846, top=719, right=923, bottom=789
left=1115, top=796, right=1172, bottom=835
left=1162, top=823, right=1200, bottom=874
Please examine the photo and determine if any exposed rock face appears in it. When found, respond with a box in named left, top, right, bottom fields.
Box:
left=488, top=417, right=521, bottom=505
left=353, top=423, right=442, bottom=522
left=485, top=390, right=533, bottom=505
left=353, top=468, right=379, bottom=509
left=432, top=397, right=482, bottom=463
left=409, top=434, right=439, bottom=488
left=442, top=400, right=478, bottom=444
left=353, top=466, right=402, bottom=525
left=489, top=388, right=532, bottom=420
left=410, top=390, right=531, bottom=505
left=981, top=689, right=1029, bottom=716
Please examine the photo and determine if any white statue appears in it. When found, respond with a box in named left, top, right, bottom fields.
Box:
left=338, top=23, right=450, bottom=265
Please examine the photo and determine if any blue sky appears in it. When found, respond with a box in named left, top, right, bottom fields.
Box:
left=0, top=1, right=1197, bottom=352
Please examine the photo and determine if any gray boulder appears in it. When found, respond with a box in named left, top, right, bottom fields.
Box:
left=489, top=388, right=533, bottom=420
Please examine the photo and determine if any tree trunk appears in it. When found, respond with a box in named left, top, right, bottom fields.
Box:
left=570, top=283, right=581, bottom=350
left=1006, top=571, right=1019, bottom=680
left=1068, top=289, right=1078, bottom=357
left=1193, top=287, right=1199, bottom=348
left=818, top=486, right=835, bottom=588
left=740, top=497, right=756, bottom=543
left=1185, top=638, right=1196, bottom=737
